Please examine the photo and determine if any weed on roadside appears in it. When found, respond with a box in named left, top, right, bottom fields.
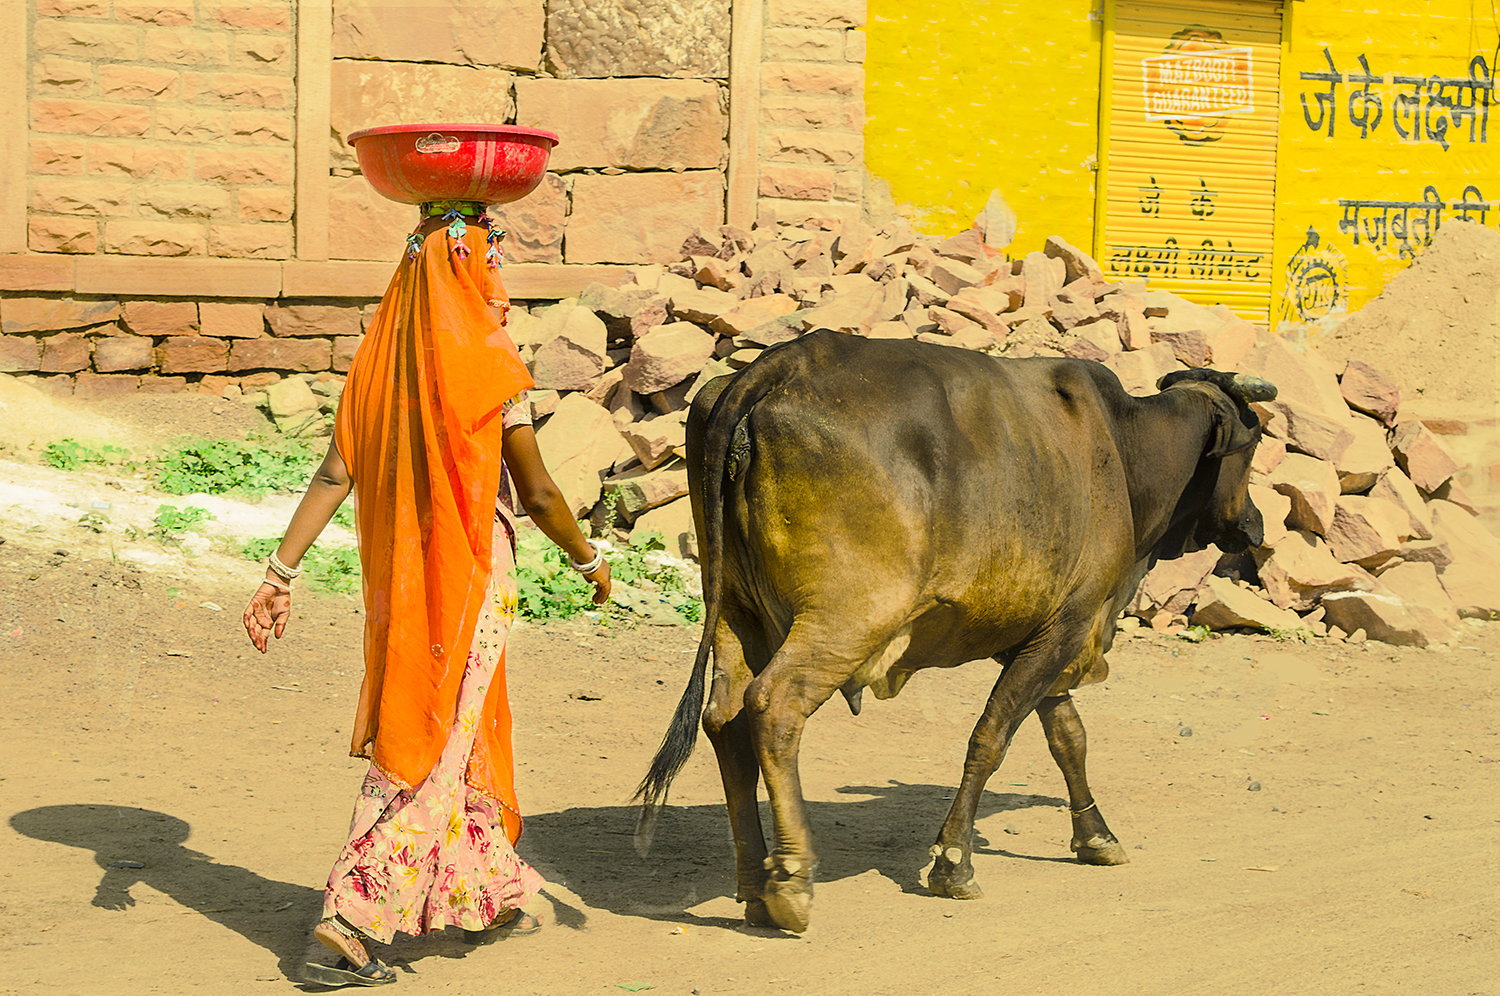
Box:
left=151, top=505, right=214, bottom=542
left=158, top=437, right=319, bottom=497
left=43, top=439, right=132, bottom=472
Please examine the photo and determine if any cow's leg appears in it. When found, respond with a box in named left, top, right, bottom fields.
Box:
left=743, top=632, right=859, bottom=933
left=1036, top=693, right=1128, bottom=866
left=701, top=616, right=774, bottom=926
left=927, top=646, right=1076, bottom=900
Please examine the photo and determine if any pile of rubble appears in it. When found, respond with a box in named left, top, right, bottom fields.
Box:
left=503, top=217, right=1497, bottom=647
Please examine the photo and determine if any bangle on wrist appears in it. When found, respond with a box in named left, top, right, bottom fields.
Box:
left=260, top=578, right=291, bottom=594
left=268, top=550, right=301, bottom=582
left=568, top=541, right=605, bottom=575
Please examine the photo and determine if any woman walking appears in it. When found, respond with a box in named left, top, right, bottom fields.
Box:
left=243, top=205, right=609, bottom=987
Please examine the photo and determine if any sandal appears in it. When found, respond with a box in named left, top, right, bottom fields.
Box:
left=462, top=908, right=543, bottom=944
left=306, top=916, right=396, bottom=988
left=303, top=957, right=398, bottom=988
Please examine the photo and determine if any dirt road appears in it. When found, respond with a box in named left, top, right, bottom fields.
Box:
left=1, top=518, right=1497, bottom=996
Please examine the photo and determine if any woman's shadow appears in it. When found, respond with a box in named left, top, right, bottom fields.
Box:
left=10, top=805, right=324, bottom=983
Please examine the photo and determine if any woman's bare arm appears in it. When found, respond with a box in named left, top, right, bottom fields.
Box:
left=502, top=423, right=611, bottom=604
left=242, top=439, right=353, bottom=653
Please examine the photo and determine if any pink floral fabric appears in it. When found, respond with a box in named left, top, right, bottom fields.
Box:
left=322, top=512, right=543, bottom=943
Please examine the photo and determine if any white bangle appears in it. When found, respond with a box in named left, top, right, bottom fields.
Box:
left=268, top=550, right=301, bottom=582
left=569, top=541, right=605, bottom=575
left=260, top=578, right=291, bottom=594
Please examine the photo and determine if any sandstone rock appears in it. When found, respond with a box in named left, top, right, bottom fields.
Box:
left=1, top=296, right=121, bottom=334
left=40, top=333, right=91, bottom=373
left=1097, top=293, right=1149, bottom=350
left=1259, top=398, right=1355, bottom=464
left=622, top=411, right=688, bottom=470
left=1136, top=546, right=1220, bottom=618
left=157, top=336, right=227, bottom=374
left=547, top=0, right=729, bottom=78
left=1270, top=452, right=1341, bottom=536
left=123, top=300, right=197, bottom=337
left=691, top=255, right=741, bottom=293
left=200, top=301, right=265, bottom=339
left=1151, top=328, right=1210, bottom=368
left=670, top=286, right=738, bottom=325
left=266, top=304, right=360, bottom=339
left=1043, top=235, right=1103, bottom=284
left=1319, top=590, right=1431, bottom=647
left=630, top=495, right=698, bottom=560
left=487, top=173, right=566, bottom=264
left=1254, top=530, right=1376, bottom=611
left=606, top=462, right=690, bottom=521
left=1247, top=483, right=1291, bottom=549
left=1340, top=358, right=1401, bottom=426
left=334, top=0, right=544, bottom=71
left=928, top=306, right=979, bottom=337
left=1021, top=252, right=1066, bottom=309
left=1103, top=341, right=1180, bottom=396
left=1368, top=468, right=1434, bottom=540
left=1191, top=575, right=1303, bottom=633
left=1251, top=434, right=1287, bottom=477
left=1390, top=421, right=1462, bottom=493
left=529, top=388, right=560, bottom=419
left=929, top=258, right=985, bottom=297
left=1427, top=478, right=1480, bottom=516
left=1378, top=561, right=1460, bottom=645
left=624, top=322, right=717, bottom=394
left=1048, top=295, right=1101, bottom=331
left=936, top=228, right=988, bottom=264
left=567, top=172, right=725, bottom=265
left=709, top=294, right=799, bottom=337
left=265, top=377, right=319, bottom=417
left=1326, top=495, right=1410, bottom=564
left=531, top=337, right=606, bottom=392
left=1428, top=500, right=1500, bottom=617
left=1336, top=414, right=1395, bottom=493
left=93, top=335, right=153, bottom=372
left=1205, top=320, right=1261, bottom=371
left=1238, top=335, right=1347, bottom=418
left=534, top=304, right=608, bottom=359
left=1072, top=319, right=1121, bottom=359
left=866, top=321, right=913, bottom=339
left=534, top=393, right=627, bottom=517
left=515, top=77, right=725, bottom=171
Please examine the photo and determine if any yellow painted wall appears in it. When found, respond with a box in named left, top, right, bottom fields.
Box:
left=1273, top=0, right=1500, bottom=323
left=864, top=0, right=1103, bottom=254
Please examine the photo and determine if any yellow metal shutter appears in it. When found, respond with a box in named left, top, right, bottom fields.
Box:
left=1099, top=0, right=1283, bottom=323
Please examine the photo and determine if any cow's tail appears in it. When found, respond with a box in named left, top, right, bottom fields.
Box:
left=632, top=335, right=813, bottom=856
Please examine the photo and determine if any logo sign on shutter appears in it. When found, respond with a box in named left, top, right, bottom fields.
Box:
left=1142, top=48, right=1255, bottom=120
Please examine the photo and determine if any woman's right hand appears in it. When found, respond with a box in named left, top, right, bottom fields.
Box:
left=243, top=580, right=292, bottom=653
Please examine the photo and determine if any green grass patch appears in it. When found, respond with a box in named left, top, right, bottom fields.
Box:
left=150, top=504, right=214, bottom=542
left=242, top=536, right=362, bottom=594
left=43, top=439, right=134, bottom=472
left=157, top=437, right=321, bottom=497
left=514, top=529, right=702, bottom=624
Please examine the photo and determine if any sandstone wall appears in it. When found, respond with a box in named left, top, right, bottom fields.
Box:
left=1, top=0, right=879, bottom=394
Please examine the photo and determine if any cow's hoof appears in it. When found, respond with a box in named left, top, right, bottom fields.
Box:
left=926, top=844, right=984, bottom=900
left=761, top=857, right=813, bottom=933
left=742, top=898, right=776, bottom=928
left=1073, top=835, right=1130, bottom=866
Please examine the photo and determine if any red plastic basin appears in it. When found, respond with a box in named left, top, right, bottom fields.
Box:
left=346, top=123, right=560, bottom=206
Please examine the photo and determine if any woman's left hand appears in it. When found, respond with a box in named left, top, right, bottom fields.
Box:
left=243, top=581, right=292, bottom=653
left=581, top=561, right=611, bottom=605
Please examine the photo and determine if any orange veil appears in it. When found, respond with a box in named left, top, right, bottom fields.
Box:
left=333, top=216, right=534, bottom=841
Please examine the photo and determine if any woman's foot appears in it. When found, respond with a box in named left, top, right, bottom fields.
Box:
left=306, top=917, right=396, bottom=988
left=462, top=908, right=543, bottom=944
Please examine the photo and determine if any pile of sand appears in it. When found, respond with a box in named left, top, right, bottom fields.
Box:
left=1311, top=221, right=1500, bottom=421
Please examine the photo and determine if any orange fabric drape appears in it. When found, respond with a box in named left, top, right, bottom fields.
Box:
left=333, top=218, right=533, bottom=841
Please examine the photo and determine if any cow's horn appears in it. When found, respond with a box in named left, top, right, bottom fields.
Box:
left=1230, top=374, right=1277, bottom=403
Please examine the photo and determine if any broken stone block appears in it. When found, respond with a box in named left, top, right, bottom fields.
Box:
left=1190, top=575, right=1303, bottom=633
left=1427, top=478, right=1480, bottom=515
left=1071, top=318, right=1121, bottom=359
left=1335, top=414, right=1395, bottom=493
left=1097, top=294, right=1150, bottom=350
left=945, top=296, right=1008, bottom=336
left=936, top=227, right=988, bottom=264
left=1326, top=495, right=1411, bottom=564
left=265, top=377, right=319, bottom=417
left=1270, top=452, right=1340, bottom=536
left=534, top=393, right=628, bottom=518
left=622, top=411, right=688, bottom=470
left=867, top=321, right=914, bottom=339
left=928, top=306, right=981, bottom=337
left=630, top=495, right=697, bottom=560
left=1042, top=235, right=1104, bottom=284
left=1368, top=468, right=1434, bottom=540
left=1340, top=358, right=1401, bottom=426
left=1377, top=560, right=1460, bottom=645
left=1237, top=335, right=1348, bottom=418
left=1150, top=327, right=1210, bottom=368
left=623, top=322, right=717, bottom=394
left=708, top=294, right=799, bottom=337
left=1319, top=590, right=1431, bottom=647
left=1247, top=483, right=1291, bottom=549
left=929, top=258, right=986, bottom=297
left=1391, top=421, right=1463, bottom=493
left=1104, top=342, right=1181, bottom=397
left=534, top=303, right=608, bottom=360
left=606, top=462, right=690, bottom=521
left=1251, top=434, right=1287, bottom=477
left=1136, top=545, right=1220, bottom=618
left=1205, top=320, right=1261, bottom=371
left=531, top=336, right=606, bottom=391
left=1259, top=398, right=1355, bottom=464
left=528, top=388, right=560, bottom=418
left=1428, top=500, right=1500, bottom=617
left=1021, top=252, right=1066, bottom=309
left=669, top=286, right=738, bottom=325
left=583, top=366, right=626, bottom=407
left=1254, top=529, right=1375, bottom=611
left=1048, top=295, right=1102, bottom=331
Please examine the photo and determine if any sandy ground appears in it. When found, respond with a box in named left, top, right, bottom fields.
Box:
left=0, top=389, right=1497, bottom=996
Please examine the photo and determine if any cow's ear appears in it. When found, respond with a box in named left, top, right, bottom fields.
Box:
left=1205, top=391, right=1262, bottom=457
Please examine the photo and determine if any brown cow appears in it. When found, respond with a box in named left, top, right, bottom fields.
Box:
left=636, top=331, right=1276, bottom=932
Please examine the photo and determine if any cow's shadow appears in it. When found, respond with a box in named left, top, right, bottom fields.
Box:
left=515, top=779, right=1067, bottom=928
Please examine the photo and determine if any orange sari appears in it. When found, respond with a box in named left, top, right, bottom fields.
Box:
left=333, top=214, right=533, bottom=841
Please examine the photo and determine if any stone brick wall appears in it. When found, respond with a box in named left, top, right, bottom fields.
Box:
left=28, top=0, right=296, bottom=259
left=756, top=0, right=867, bottom=227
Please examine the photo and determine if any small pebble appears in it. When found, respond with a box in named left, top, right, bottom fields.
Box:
left=1003, top=825, right=1019, bottom=835
left=1247, top=781, right=1262, bottom=791
left=1179, top=727, right=1193, bottom=737
left=108, top=860, right=145, bottom=869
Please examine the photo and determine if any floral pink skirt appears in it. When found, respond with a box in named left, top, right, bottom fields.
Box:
left=322, top=524, right=544, bottom=943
